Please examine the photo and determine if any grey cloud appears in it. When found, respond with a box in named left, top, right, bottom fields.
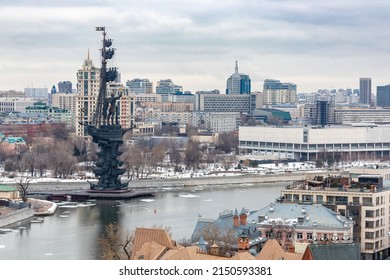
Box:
left=1, top=0, right=390, bottom=92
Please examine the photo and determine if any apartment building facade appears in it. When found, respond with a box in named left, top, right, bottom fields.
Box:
left=280, top=175, right=390, bottom=260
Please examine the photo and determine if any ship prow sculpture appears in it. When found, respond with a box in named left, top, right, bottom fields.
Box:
left=85, top=26, right=129, bottom=192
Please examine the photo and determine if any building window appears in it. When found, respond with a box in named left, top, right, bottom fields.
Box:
left=303, top=129, right=308, bottom=143
left=335, top=196, right=348, bottom=205
left=297, top=232, right=303, bottom=239
left=342, top=144, right=350, bottom=149
left=365, top=243, right=374, bottom=250
left=302, top=195, right=313, bottom=203
left=363, top=197, right=373, bottom=206
left=306, top=232, right=313, bottom=240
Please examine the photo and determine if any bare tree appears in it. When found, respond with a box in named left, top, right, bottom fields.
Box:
left=201, top=224, right=237, bottom=256
left=184, top=140, right=201, bottom=170
left=99, top=224, right=172, bottom=260
left=30, top=139, right=53, bottom=177
left=99, top=223, right=134, bottom=260
left=49, top=140, right=78, bottom=178
left=51, top=124, right=70, bottom=141
left=216, top=132, right=239, bottom=154
left=121, top=143, right=151, bottom=179
left=219, top=154, right=236, bottom=171
left=167, top=139, right=182, bottom=171
left=151, top=142, right=167, bottom=170
left=19, top=152, right=36, bottom=176
left=0, top=143, right=14, bottom=163
left=14, top=176, right=31, bottom=202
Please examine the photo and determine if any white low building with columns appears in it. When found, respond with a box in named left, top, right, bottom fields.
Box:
left=239, top=124, right=390, bottom=161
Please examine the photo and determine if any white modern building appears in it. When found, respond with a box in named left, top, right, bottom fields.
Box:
left=192, top=111, right=240, bottom=133
left=239, top=124, right=390, bottom=161
left=0, top=98, right=36, bottom=113
left=335, top=108, right=390, bottom=124
left=134, top=93, right=162, bottom=104
left=195, top=92, right=260, bottom=114
left=24, top=87, right=48, bottom=100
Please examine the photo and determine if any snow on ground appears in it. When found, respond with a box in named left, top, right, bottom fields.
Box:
left=0, top=160, right=387, bottom=184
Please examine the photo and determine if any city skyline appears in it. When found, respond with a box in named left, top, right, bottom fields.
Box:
left=1, top=1, right=390, bottom=94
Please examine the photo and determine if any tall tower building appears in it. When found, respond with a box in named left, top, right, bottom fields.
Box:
left=377, top=84, right=390, bottom=107
left=226, top=61, right=251, bottom=94
left=359, top=78, right=372, bottom=105
left=75, top=51, right=101, bottom=138
left=58, top=81, right=73, bottom=93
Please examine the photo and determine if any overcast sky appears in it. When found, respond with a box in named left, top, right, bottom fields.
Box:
left=1, top=0, right=390, bottom=94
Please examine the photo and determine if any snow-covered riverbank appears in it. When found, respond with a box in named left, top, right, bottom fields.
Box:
left=1, top=170, right=344, bottom=192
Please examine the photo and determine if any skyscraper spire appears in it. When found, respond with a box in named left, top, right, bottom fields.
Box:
left=83, top=48, right=94, bottom=67
left=235, top=60, right=238, bottom=74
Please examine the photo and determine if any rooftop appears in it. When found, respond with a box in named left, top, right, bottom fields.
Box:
left=0, top=185, right=18, bottom=192
left=248, top=203, right=351, bottom=230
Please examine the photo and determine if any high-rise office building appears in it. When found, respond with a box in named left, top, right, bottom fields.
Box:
left=126, top=78, right=153, bottom=94
left=263, top=79, right=297, bottom=105
left=359, top=78, right=372, bottom=105
left=75, top=51, right=101, bottom=138
left=58, top=81, right=73, bottom=93
left=226, top=61, right=251, bottom=94
left=377, top=84, right=390, bottom=108
left=156, top=79, right=183, bottom=102
left=195, top=92, right=260, bottom=114
left=305, top=96, right=335, bottom=126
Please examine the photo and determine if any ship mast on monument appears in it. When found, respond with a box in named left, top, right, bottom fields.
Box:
left=86, top=26, right=129, bottom=192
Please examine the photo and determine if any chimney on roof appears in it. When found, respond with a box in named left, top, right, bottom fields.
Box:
left=240, top=207, right=247, bottom=225
left=210, top=243, right=220, bottom=256
left=233, top=208, right=239, bottom=227
left=238, top=233, right=250, bottom=251
left=288, top=244, right=295, bottom=253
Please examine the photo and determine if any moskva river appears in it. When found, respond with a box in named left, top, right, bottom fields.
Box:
left=0, top=181, right=286, bottom=260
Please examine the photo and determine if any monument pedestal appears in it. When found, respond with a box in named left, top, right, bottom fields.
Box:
left=87, top=124, right=128, bottom=191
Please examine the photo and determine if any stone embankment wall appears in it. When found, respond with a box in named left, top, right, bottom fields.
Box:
left=23, top=171, right=343, bottom=192
left=0, top=207, right=35, bottom=228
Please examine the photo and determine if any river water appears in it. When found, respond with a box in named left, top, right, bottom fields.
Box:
left=0, top=181, right=288, bottom=260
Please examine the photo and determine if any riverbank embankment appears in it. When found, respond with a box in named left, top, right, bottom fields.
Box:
left=19, top=170, right=343, bottom=192
left=0, top=199, right=57, bottom=228
left=28, top=198, right=57, bottom=216
left=0, top=207, right=35, bottom=228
